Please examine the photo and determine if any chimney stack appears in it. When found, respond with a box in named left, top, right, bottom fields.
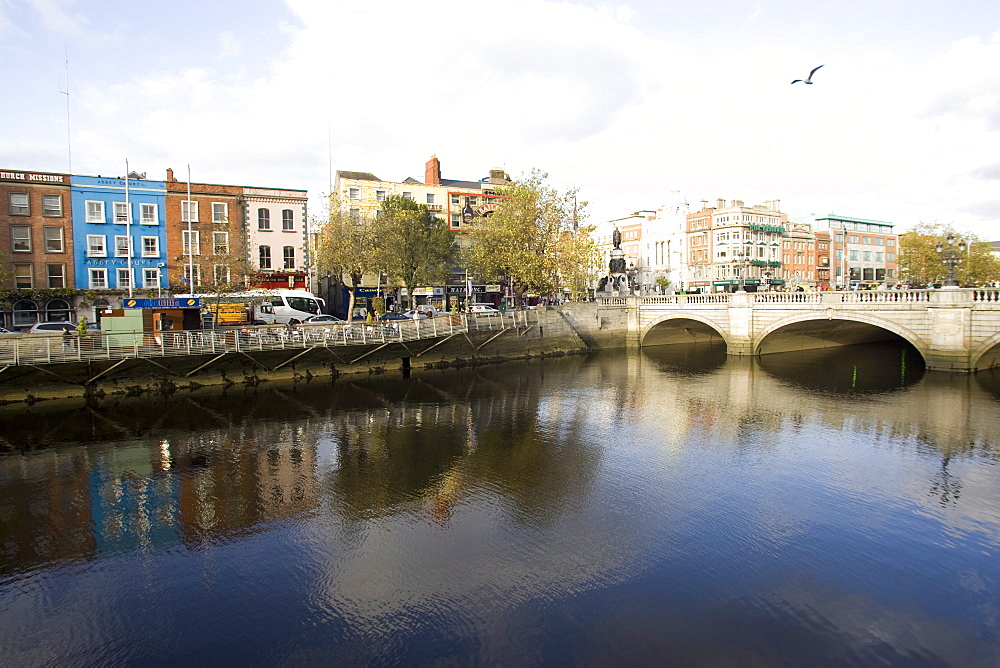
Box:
left=425, top=155, right=441, bottom=185
left=716, top=198, right=726, bottom=209
left=166, top=168, right=175, bottom=182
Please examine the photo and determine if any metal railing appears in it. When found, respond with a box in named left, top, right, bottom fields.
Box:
left=0, top=311, right=537, bottom=367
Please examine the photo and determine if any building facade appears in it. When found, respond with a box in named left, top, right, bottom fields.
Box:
left=795, top=213, right=898, bottom=288
left=70, top=174, right=168, bottom=297
left=243, top=186, right=309, bottom=290
left=162, top=169, right=247, bottom=291
left=1, top=169, right=75, bottom=328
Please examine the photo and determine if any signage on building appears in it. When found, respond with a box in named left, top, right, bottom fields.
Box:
left=0, top=171, right=66, bottom=183
left=124, top=298, right=200, bottom=309
left=484, top=285, right=501, bottom=292
left=476, top=203, right=500, bottom=216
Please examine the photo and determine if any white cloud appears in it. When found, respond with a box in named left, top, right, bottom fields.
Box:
left=217, top=30, right=241, bottom=59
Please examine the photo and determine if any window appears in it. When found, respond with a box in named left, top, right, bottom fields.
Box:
left=863, top=236, right=871, bottom=245
left=426, top=193, right=435, bottom=205
left=849, top=250, right=859, bottom=261
left=213, top=231, right=229, bottom=255
left=42, top=194, right=62, bottom=216
left=402, top=191, right=413, bottom=200
left=282, top=209, right=294, bottom=231
left=349, top=208, right=360, bottom=222
left=888, top=239, right=895, bottom=247
left=451, top=195, right=460, bottom=205
left=46, top=264, right=66, bottom=288
left=258, top=208, right=270, bottom=230
left=140, top=203, right=157, bottom=224
left=862, top=251, right=871, bottom=261
left=451, top=214, right=460, bottom=228
left=182, top=230, right=200, bottom=255
left=213, top=265, right=231, bottom=284
left=376, top=190, right=386, bottom=201
left=283, top=246, right=295, bottom=269
left=9, top=192, right=29, bottom=215
left=875, top=238, right=884, bottom=246
left=887, top=252, right=895, bottom=262
left=181, top=200, right=198, bottom=223
left=348, top=187, right=360, bottom=199
left=14, top=264, right=32, bottom=288
left=143, top=268, right=160, bottom=288
left=89, top=268, right=108, bottom=289
left=259, top=245, right=272, bottom=269
left=182, top=264, right=202, bottom=287
left=115, top=235, right=133, bottom=257
left=876, top=252, right=884, bottom=262
left=114, top=202, right=129, bottom=223
left=87, top=235, right=106, bottom=257
left=117, top=268, right=133, bottom=290
left=44, top=226, right=64, bottom=252
left=835, top=249, right=843, bottom=260
left=11, top=225, right=30, bottom=252
left=849, top=235, right=858, bottom=244
left=141, top=236, right=159, bottom=257
left=86, top=200, right=105, bottom=223
left=212, top=202, right=228, bottom=222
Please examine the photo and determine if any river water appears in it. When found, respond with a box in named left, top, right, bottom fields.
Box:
left=1, top=343, right=999, bottom=665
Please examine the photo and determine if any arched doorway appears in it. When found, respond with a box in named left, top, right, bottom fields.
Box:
left=92, top=297, right=112, bottom=324
left=45, top=299, right=73, bottom=323
left=12, top=299, right=39, bottom=330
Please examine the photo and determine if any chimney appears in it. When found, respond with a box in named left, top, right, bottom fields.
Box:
left=425, top=154, right=441, bottom=185
left=716, top=198, right=726, bottom=209
left=489, top=169, right=507, bottom=184
left=771, top=199, right=780, bottom=211
left=166, top=168, right=175, bottom=182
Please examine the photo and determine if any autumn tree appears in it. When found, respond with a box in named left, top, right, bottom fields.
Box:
left=375, top=195, right=456, bottom=309
left=898, top=222, right=1000, bottom=286
left=314, top=199, right=379, bottom=320
left=463, top=170, right=592, bottom=305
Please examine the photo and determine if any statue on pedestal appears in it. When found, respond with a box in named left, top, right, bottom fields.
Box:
left=598, top=226, right=632, bottom=295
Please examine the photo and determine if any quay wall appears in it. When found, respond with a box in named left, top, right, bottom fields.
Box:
left=0, top=305, right=629, bottom=405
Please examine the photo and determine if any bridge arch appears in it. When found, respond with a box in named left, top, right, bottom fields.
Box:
left=641, top=313, right=730, bottom=348
left=753, top=312, right=929, bottom=360
left=971, top=333, right=1000, bottom=371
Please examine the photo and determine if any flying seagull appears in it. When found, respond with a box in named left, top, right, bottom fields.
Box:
left=791, top=65, right=824, bottom=84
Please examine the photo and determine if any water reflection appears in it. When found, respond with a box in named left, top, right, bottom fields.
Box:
left=1, top=347, right=999, bottom=664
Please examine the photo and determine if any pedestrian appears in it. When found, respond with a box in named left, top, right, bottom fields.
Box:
left=62, top=328, right=75, bottom=351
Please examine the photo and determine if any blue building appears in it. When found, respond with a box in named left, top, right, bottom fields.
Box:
left=71, top=175, right=168, bottom=293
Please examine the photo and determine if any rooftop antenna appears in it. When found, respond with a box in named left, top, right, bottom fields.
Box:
left=59, top=47, right=72, bottom=173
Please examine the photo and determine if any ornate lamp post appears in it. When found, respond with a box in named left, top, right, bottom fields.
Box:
left=935, top=234, right=967, bottom=287
left=733, top=249, right=751, bottom=292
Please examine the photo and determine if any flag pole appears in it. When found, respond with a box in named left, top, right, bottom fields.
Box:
left=125, top=160, right=133, bottom=298
left=187, top=164, right=194, bottom=292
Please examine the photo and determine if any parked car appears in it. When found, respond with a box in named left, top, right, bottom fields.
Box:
left=27, top=321, right=78, bottom=333
left=379, top=312, right=411, bottom=321
left=302, top=314, right=345, bottom=324
left=0, top=326, right=15, bottom=334
left=401, top=310, right=429, bottom=320
left=470, top=304, right=499, bottom=314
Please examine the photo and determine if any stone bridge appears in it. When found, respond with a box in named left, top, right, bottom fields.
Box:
left=613, top=288, right=1000, bottom=372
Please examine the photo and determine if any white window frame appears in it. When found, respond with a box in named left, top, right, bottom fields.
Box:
left=114, top=202, right=130, bottom=223
left=11, top=225, right=31, bottom=252
left=114, top=235, right=133, bottom=258
left=182, top=230, right=200, bottom=256
left=181, top=200, right=199, bottom=223
left=86, top=200, right=105, bottom=223
left=282, top=209, right=294, bottom=231
left=42, top=194, right=62, bottom=217
left=140, top=203, right=158, bottom=225
left=13, top=263, right=33, bottom=288
left=348, top=187, right=360, bottom=199
left=44, top=226, right=64, bottom=252
left=143, top=268, right=160, bottom=288
left=141, top=236, right=159, bottom=258
left=376, top=190, right=386, bottom=201
left=426, top=193, right=435, bottom=205
left=283, top=245, right=295, bottom=269
left=213, top=264, right=231, bottom=285
left=89, top=268, right=108, bottom=289
left=259, top=245, right=272, bottom=269
left=257, top=208, right=271, bottom=230
left=9, top=192, right=29, bottom=215
left=47, top=263, right=66, bottom=288
left=213, top=231, right=229, bottom=255
left=212, top=202, right=228, bottom=223
left=116, top=268, right=133, bottom=290
left=183, top=264, right=202, bottom=286
left=87, top=234, right=107, bottom=257
left=402, top=191, right=413, bottom=200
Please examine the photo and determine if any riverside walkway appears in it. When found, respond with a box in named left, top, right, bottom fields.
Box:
left=0, top=311, right=538, bottom=374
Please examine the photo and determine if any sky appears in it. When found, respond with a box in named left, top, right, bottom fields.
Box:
left=2, top=0, right=1000, bottom=238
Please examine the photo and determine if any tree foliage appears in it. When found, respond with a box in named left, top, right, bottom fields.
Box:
left=462, top=170, right=592, bottom=302
left=898, top=222, right=1000, bottom=286
left=314, top=198, right=380, bottom=319
left=375, top=195, right=456, bottom=304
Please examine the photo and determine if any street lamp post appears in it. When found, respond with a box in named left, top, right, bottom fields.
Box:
left=733, top=250, right=751, bottom=292
left=935, top=234, right=967, bottom=287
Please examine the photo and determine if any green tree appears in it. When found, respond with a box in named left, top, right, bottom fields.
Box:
left=314, top=199, right=380, bottom=320
left=376, top=195, right=456, bottom=309
left=463, top=170, right=592, bottom=305
left=898, top=223, right=1000, bottom=286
